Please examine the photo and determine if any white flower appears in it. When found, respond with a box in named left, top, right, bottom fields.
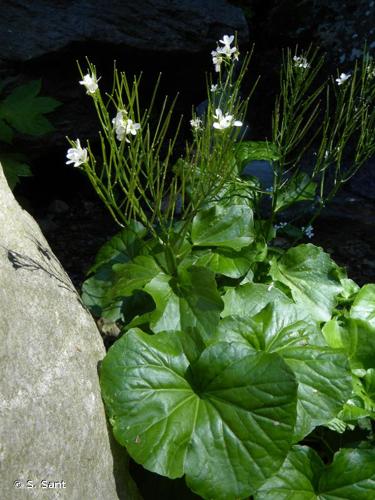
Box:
left=79, top=73, right=99, bottom=94
left=211, top=34, right=239, bottom=72
left=218, top=34, right=239, bottom=59
left=210, top=84, right=218, bottom=92
left=213, top=108, right=242, bottom=130
left=211, top=48, right=225, bottom=72
left=336, top=73, right=351, bottom=85
left=112, top=110, right=140, bottom=142
left=112, top=110, right=127, bottom=141
left=66, top=139, right=88, bottom=167
left=219, top=35, right=235, bottom=48
left=302, top=225, right=314, bottom=239
left=293, top=55, right=310, bottom=69
left=125, top=119, right=141, bottom=136
left=190, top=117, right=203, bottom=130
left=219, top=44, right=239, bottom=60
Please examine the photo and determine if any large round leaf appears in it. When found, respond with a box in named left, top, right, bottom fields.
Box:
left=87, top=220, right=148, bottom=274
left=81, top=221, right=149, bottom=320
left=191, top=204, right=254, bottom=250
left=255, top=446, right=375, bottom=500
left=101, top=329, right=298, bottom=500
left=215, top=302, right=352, bottom=440
left=222, top=282, right=292, bottom=319
left=350, top=284, right=375, bottom=328
left=254, top=445, right=323, bottom=499
left=188, top=247, right=253, bottom=278
left=348, top=319, right=375, bottom=370
left=144, top=265, right=223, bottom=339
left=270, top=244, right=343, bottom=322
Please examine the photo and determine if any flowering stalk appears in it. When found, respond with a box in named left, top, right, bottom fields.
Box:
left=268, top=47, right=375, bottom=242
left=69, top=38, right=253, bottom=263
left=180, top=47, right=253, bottom=221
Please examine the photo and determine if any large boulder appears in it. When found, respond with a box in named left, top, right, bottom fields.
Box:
left=0, top=1, right=249, bottom=181
left=0, top=0, right=248, bottom=63
left=0, top=163, right=138, bottom=499
left=258, top=0, right=375, bottom=64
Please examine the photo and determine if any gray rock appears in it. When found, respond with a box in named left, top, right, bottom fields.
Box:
left=264, top=0, right=375, bottom=65
left=0, top=163, right=138, bottom=499
left=0, top=0, right=248, bottom=62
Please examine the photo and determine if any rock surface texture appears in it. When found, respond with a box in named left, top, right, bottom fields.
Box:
left=0, top=0, right=248, bottom=62
left=261, top=0, right=375, bottom=63
left=0, top=163, right=135, bottom=499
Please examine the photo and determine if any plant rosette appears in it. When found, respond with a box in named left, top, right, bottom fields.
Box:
left=71, top=35, right=375, bottom=500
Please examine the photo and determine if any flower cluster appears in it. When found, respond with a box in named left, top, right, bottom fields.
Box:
left=274, top=221, right=287, bottom=232
left=293, top=55, right=310, bottom=69
left=112, top=110, right=141, bottom=142
left=212, top=108, right=242, bottom=130
left=66, top=139, right=88, bottom=167
left=211, top=35, right=239, bottom=72
left=336, top=73, right=351, bottom=86
left=190, top=117, right=203, bottom=130
left=302, top=224, right=314, bottom=239
left=79, top=73, right=99, bottom=94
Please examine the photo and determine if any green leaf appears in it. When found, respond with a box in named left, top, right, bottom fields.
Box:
left=110, top=255, right=162, bottom=298
left=81, top=223, right=151, bottom=321
left=81, top=266, right=126, bottom=321
left=88, top=221, right=148, bottom=274
left=188, top=240, right=266, bottom=279
left=144, top=265, right=223, bottom=338
left=222, top=282, right=291, bottom=319
left=275, top=173, right=317, bottom=212
left=364, top=368, right=375, bottom=404
left=351, top=284, right=375, bottom=328
left=0, top=118, right=14, bottom=143
left=82, top=267, right=156, bottom=324
left=345, top=319, right=375, bottom=370
left=339, top=400, right=373, bottom=423
left=101, top=329, right=298, bottom=500
left=323, top=317, right=375, bottom=372
left=235, top=140, right=280, bottom=170
left=0, top=80, right=61, bottom=136
left=319, top=448, right=375, bottom=499
left=255, top=446, right=375, bottom=500
left=322, top=319, right=347, bottom=349
left=215, top=303, right=352, bottom=440
left=191, top=204, right=254, bottom=250
left=270, top=244, right=343, bottom=322
left=189, top=247, right=252, bottom=278
left=284, top=345, right=352, bottom=440
left=254, top=445, right=323, bottom=499
left=339, top=369, right=375, bottom=422
left=0, top=153, right=32, bottom=190
left=338, top=276, right=360, bottom=302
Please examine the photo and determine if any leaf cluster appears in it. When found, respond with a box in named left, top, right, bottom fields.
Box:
left=84, top=198, right=375, bottom=498
left=0, top=79, right=61, bottom=189
left=76, top=43, right=375, bottom=499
